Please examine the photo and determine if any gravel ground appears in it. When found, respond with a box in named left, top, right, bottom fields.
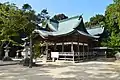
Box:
left=0, top=61, right=120, bottom=80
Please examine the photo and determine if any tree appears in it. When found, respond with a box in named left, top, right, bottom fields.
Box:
left=36, top=9, right=50, bottom=27
left=0, top=2, right=36, bottom=61
left=0, top=3, right=50, bottom=66
left=22, top=3, right=38, bottom=68
left=22, top=3, right=32, bottom=11
left=103, top=0, right=120, bottom=49
left=0, top=2, right=36, bottom=44
left=85, top=22, right=91, bottom=28
left=113, top=0, right=120, bottom=3
left=52, top=13, right=68, bottom=21
left=85, top=14, right=105, bottom=27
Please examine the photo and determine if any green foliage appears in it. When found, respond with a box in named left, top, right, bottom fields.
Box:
left=36, top=9, right=50, bottom=28
left=104, top=0, right=120, bottom=48
left=85, top=14, right=105, bottom=27
left=52, top=13, right=68, bottom=21
left=113, top=0, right=120, bottom=3
left=0, top=2, right=50, bottom=60
left=22, top=3, right=32, bottom=11
left=33, top=41, right=42, bottom=59
left=0, top=2, right=36, bottom=46
left=109, top=32, right=120, bottom=47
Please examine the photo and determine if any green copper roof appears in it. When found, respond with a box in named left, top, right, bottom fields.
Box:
left=52, top=15, right=81, bottom=35
left=87, top=26, right=104, bottom=36
left=34, top=15, right=96, bottom=39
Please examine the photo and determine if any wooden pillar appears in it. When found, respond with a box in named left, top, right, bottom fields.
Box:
left=77, top=42, right=80, bottom=61
left=54, top=42, right=56, bottom=51
left=87, top=45, right=89, bottom=52
left=83, top=43, right=84, bottom=60
left=71, top=42, right=74, bottom=62
left=62, top=42, right=65, bottom=60
left=87, top=44, right=89, bottom=59
left=77, top=42, right=80, bottom=52
left=62, top=42, right=64, bottom=52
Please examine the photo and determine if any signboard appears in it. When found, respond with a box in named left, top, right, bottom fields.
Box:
left=51, top=52, right=59, bottom=58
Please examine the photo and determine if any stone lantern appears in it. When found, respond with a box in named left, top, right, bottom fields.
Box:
left=16, top=50, right=22, bottom=59
left=21, top=37, right=31, bottom=66
left=2, top=45, right=12, bottom=61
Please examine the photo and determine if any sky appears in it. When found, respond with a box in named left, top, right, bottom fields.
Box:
left=0, top=0, right=113, bottom=22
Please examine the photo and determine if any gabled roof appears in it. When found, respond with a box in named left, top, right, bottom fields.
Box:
left=34, top=15, right=96, bottom=39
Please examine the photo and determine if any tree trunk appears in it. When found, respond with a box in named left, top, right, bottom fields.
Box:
left=29, top=35, right=33, bottom=68
left=0, top=42, right=4, bottom=60
left=0, top=47, right=3, bottom=60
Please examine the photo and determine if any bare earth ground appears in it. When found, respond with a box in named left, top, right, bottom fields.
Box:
left=0, top=60, right=120, bottom=80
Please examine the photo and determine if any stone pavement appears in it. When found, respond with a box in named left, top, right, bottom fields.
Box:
left=0, top=61, right=18, bottom=66
left=0, top=61, right=120, bottom=80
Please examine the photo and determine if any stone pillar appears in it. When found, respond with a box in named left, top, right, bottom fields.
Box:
left=3, top=48, right=12, bottom=61
left=4, top=49, right=9, bottom=57
left=16, top=50, right=20, bottom=59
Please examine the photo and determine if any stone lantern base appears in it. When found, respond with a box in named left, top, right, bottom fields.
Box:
left=2, top=56, right=12, bottom=61
left=20, top=58, right=35, bottom=66
left=115, top=52, right=120, bottom=60
left=20, top=58, right=30, bottom=66
left=0, top=56, right=3, bottom=60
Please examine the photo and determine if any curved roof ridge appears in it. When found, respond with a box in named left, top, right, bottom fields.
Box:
left=59, top=15, right=80, bottom=23
left=87, top=26, right=104, bottom=36
left=86, top=25, right=103, bottom=30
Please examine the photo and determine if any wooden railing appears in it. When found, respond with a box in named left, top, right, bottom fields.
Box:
left=59, top=52, right=74, bottom=56
left=51, top=51, right=105, bottom=61
left=58, top=52, right=95, bottom=56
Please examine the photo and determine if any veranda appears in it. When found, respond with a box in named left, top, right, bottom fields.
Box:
left=38, top=33, right=97, bottom=62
